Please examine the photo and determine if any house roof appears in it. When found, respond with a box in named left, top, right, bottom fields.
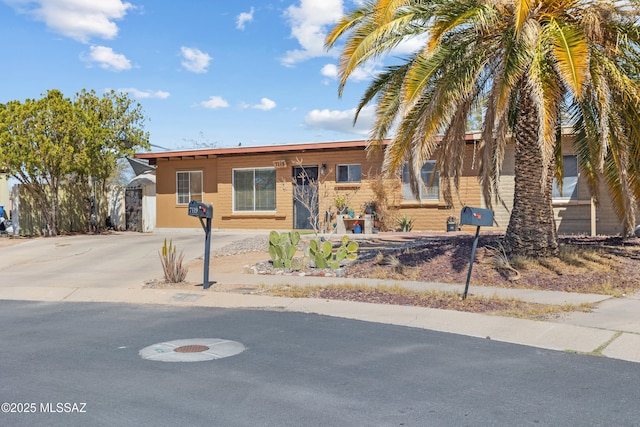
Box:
left=127, top=157, right=156, bottom=176
left=134, top=135, right=482, bottom=164
left=134, top=140, right=376, bottom=164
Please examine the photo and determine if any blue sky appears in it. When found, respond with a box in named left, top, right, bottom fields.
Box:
left=0, top=0, right=393, bottom=151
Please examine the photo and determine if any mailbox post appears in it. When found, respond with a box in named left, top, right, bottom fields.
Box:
left=459, top=206, right=494, bottom=300
left=188, top=200, right=214, bottom=289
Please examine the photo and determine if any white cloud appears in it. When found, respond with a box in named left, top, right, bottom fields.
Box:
left=180, top=47, right=212, bottom=73
left=250, top=98, right=276, bottom=111
left=321, top=63, right=337, bottom=78
left=349, top=61, right=380, bottom=82
left=236, top=7, right=254, bottom=30
left=118, top=88, right=170, bottom=99
left=305, top=105, right=375, bottom=135
left=281, top=0, right=343, bottom=66
left=6, top=0, right=133, bottom=43
left=321, top=60, right=379, bottom=85
left=83, top=45, right=131, bottom=71
left=200, top=96, right=229, bottom=109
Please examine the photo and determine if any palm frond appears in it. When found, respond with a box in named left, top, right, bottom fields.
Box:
left=548, top=19, right=589, bottom=99
left=514, top=0, right=534, bottom=36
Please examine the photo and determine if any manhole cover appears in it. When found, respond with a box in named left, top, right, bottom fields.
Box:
left=139, top=338, right=245, bottom=362
left=174, top=345, right=209, bottom=353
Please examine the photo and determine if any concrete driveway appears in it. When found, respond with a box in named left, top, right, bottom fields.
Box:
left=0, top=230, right=267, bottom=289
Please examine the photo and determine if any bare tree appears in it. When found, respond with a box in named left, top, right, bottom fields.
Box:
left=289, top=158, right=331, bottom=235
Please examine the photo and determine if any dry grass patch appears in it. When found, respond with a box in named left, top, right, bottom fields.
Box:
left=262, top=284, right=592, bottom=320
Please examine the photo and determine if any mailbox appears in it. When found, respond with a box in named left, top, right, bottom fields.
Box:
left=188, top=200, right=213, bottom=219
left=460, top=206, right=493, bottom=227
left=459, top=206, right=494, bottom=300
left=187, top=200, right=214, bottom=289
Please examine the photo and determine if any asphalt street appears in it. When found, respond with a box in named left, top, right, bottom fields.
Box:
left=1, top=300, right=639, bottom=427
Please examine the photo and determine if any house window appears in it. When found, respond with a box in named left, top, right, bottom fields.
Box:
left=553, top=155, right=578, bottom=200
left=402, top=161, right=439, bottom=201
left=233, top=168, right=276, bottom=211
left=336, top=164, right=362, bottom=183
left=176, top=171, right=202, bottom=205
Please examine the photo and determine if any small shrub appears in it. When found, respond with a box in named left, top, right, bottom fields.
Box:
left=486, top=242, right=520, bottom=281
left=369, top=174, right=401, bottom=231
left=384, top=254, right=405, bottom=274
left=159, top=239, right=187, bottom=283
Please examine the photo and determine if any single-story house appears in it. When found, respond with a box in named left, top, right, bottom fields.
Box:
left=134, top=135, right=637, bottom=236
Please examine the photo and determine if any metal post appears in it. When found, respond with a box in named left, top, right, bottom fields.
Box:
left=462, top=226, right=481, bottom=300
left=199, top=217, right=213, bottom=289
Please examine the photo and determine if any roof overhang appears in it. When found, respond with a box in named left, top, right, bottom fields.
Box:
left=134, top=135, right=483, bottom=164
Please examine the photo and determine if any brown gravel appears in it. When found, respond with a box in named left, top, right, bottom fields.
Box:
left=146, top=233, right=640, bottom=296
left=345, top=234, right=640, bottom=295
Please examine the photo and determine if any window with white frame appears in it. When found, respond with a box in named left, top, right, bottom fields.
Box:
left=552, top=155, right=578, bottom=200
left=233, top=168, right=276, bottom=211
left=176, top=171, right=202, bottom=204
left=402, top=161, right=439, bottom=201
left=336, top=164, right=362, bottom=183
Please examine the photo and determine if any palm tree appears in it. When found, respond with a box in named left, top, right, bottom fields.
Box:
left=326, top=0, right=640, bottom=257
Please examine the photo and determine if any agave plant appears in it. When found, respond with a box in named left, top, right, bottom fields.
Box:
left=159, top=238, right=187, bottom=283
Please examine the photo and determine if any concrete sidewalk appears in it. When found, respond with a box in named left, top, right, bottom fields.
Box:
left=1, top=231, right=639, bottom=364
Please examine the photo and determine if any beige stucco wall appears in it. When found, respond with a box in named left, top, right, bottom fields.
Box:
left=152, top=145, right=483, bottom=232
left=150, top=138, right=639, bottom=235
left=489, top=137, right=639, bottom=236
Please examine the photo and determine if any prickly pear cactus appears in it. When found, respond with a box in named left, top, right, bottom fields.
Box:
left=308, top=236, right=359, bottom=270
left=268, top=231, right=301, bottom=270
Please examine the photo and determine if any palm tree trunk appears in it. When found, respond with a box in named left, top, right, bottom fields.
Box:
left=504, top=88, right=558, bottom=257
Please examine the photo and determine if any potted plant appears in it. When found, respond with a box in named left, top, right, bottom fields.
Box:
left=447, top=216, right=458, bottom=232
left=362, top=200, right=377, bottom=216
left=334, top=194, right=348, bottom=215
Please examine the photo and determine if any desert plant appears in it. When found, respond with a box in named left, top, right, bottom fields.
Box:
left=308, top=235, right=359, bottom=269
left=384, top=254, right=405, bottom=274
left=396, top=214, right=415, bottom=232
left=486, top=242, right=521, bottom=281
left=268, top=230, right=302, bottom=270
left=159, top=238, right=187, bottom=283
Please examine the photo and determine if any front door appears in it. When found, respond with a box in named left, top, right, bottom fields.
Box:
left=292, top=165, right=319, bottom=230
